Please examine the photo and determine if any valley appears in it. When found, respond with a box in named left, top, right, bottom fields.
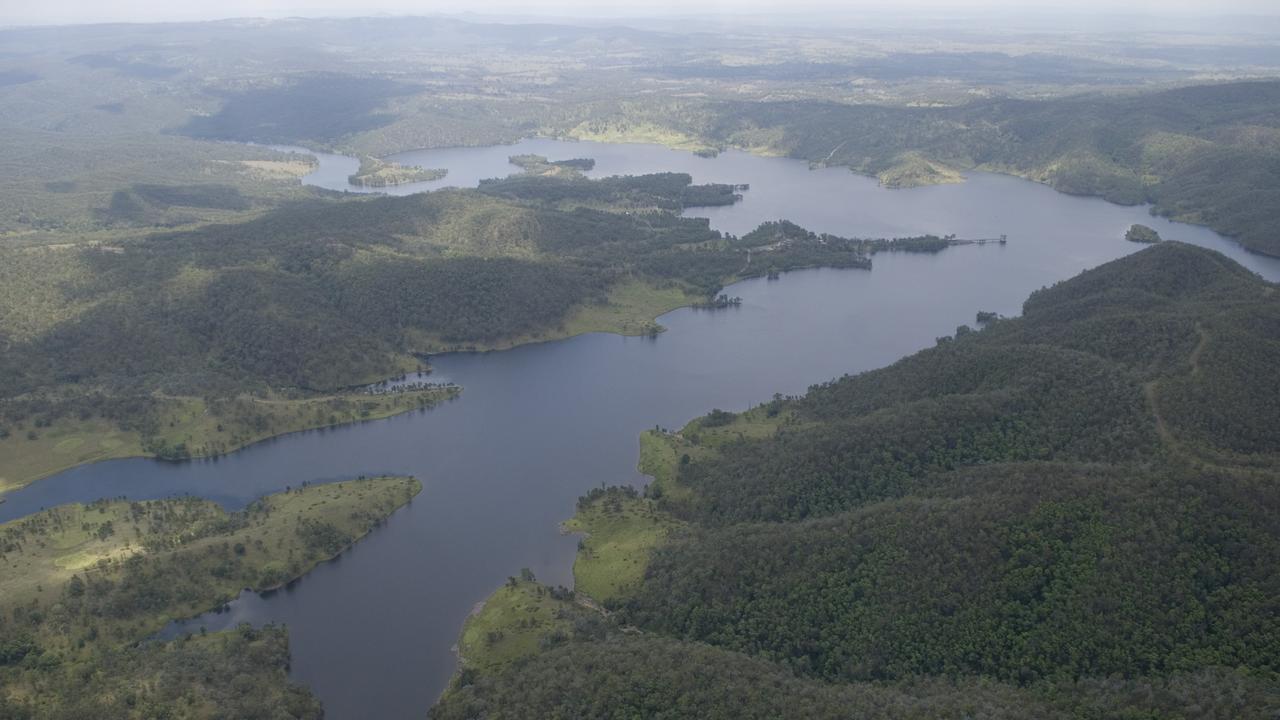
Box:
left=2, top=10, right=1279, bottom=720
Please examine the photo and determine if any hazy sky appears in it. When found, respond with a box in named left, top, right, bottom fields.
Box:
left=4, top=0, right=1279, bottom=27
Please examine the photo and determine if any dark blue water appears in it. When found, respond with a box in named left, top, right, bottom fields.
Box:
left=3, top=140, right=1278, bottom=719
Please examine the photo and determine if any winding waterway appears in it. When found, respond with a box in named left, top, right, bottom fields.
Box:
left=4, top=139, right=1279, bottom=719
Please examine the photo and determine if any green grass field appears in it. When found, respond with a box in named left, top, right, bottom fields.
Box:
left=410, top=279, right=697, bottom=354
left=639, top=404, right=801, bottom=504
left=876, top=152, right=966, bottom=188
left=580, top=405, right=801, bottom=603
left=560, top=280, right=694, bottom=338
left=638, top=429, right=694, bottom=503
left=564, top=121, right=720, bottom=156
left=562, top=492, right=685, bottom=604
left=457, top=579, right=582, bottom=673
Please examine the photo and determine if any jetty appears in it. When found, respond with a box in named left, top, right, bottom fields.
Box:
left=948, top=234, right=1008, bottom=246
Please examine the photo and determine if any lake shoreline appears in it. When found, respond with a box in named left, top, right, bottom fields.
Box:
left=0, top=387, right=458, bottom=498
left=345, top=134, right=1280, bottom=262
left=5, top=138, right=1279, bottom=719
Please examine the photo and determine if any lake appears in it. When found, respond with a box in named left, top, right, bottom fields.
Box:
left=3, top=139, right=1278, bottom=719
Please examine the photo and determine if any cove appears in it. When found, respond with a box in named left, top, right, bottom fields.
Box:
left=2, top=140, right=1278, bottom=720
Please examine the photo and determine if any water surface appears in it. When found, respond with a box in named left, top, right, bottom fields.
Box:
left=4, top=140, right=1278, bottom=719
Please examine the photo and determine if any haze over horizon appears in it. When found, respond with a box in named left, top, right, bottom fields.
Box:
left=4, top=0, right=1280, bottom=28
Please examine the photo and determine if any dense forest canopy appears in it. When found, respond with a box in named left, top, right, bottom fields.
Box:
left=433, top=244, right=1280, bottom=718
left=0, top=172, right=873, bottom=403
left=0, top=166, right=943, bottom=489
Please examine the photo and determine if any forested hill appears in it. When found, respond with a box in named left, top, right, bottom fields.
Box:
left=0, top=172, right=861, bottom=400
left=0, top=171, right=923, bottom=489
left=433, top=243, right=1280, bottom=718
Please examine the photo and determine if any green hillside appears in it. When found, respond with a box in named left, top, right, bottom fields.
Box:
left=0, top=477, right=419, bottom=718
left=433, top=243, right=1280, bottom=718
left=0, top=173, right=932, bottom=491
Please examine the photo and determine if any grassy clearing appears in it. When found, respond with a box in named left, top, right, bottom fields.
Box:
left=560, top=280, right=695, bottom=338
left=638, top=429, right=696, bottom=504
left=237, top=158, right=316, bottom=179
left=562, top=490, right=684, bottom=604
left=877, top=152, right=965, bottom=188
left=564, top=122, right=719, bottom=155
left=458, top=579, right=581, bottom=673
left=0, top=387, right=456, bottom=495
left=683, top=404, right=799, bottom=446
left=0, top=417, right=141, bottom=496
left=640, top=405, right=799, bottom=504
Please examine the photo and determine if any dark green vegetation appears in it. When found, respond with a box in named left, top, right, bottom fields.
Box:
left=1127, top=223, right=1163, bottom=243
left=3, top=16, right=1280, bottom=715
left=3, top=15, right=1268, bottom=488
left=0, top=175, right=770, bottom=395
left=1, top=168, right=932, bottom=489
left=0, top=477, right=419, bottom=718
left=0, top=625, right=322, bottom=720
left=181, top=74, right=420, bottom=146
left=434, top=244, right=1280, bottom=717
left=434, top=636, right=1275, bottom=720
left=0, top=130, right=316, bottom=239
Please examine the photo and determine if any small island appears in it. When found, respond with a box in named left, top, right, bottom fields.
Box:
left=509, top=154, right=596, bottom=177
left=348, top=155, right=447, bottom=188
left=1125, top=223, right=1162, bottom=244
